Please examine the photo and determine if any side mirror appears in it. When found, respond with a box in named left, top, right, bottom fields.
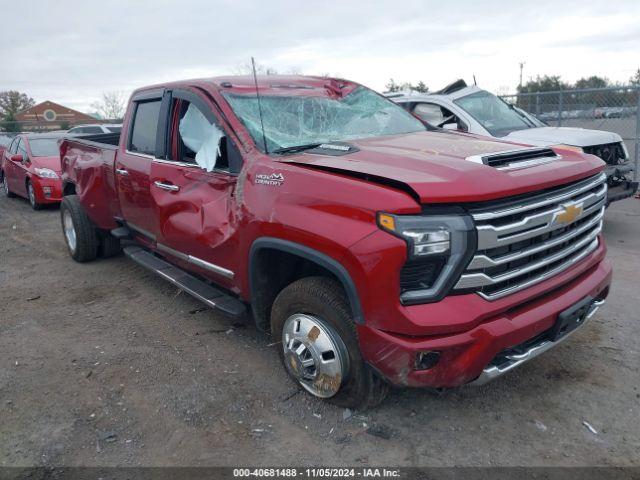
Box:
left=442, top=123, right=459, bottom=131
left=10, top=154, right=24, bottom=162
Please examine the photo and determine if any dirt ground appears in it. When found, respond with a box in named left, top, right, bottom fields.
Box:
left=1, top=192, right=639, bottom=468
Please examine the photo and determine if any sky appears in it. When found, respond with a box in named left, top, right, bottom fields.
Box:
left=1, top=0, right=639, bottom=113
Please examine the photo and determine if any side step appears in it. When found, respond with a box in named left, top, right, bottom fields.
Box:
left=123, top=246, right=246, bottom=317
left=111, top=226, right=132, bottom=240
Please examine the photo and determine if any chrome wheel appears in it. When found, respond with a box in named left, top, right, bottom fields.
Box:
left=282, top=313, right=349, bottom=398
left=28, top=183, right=36, bottom=207
left=63, top=209, right=77, bottom=253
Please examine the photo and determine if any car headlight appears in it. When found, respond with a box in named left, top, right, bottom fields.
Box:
left=553, top=144, right=583, bottom=154
left=34, top=168, right=59, bottom=179
left=378, top=212, right=476, bottom=304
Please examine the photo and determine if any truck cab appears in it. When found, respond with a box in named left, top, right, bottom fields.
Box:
left=58, top=76, right=612, bottom=408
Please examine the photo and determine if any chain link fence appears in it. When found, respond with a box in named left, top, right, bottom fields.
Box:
left=501, top=86, right=639, bottom=181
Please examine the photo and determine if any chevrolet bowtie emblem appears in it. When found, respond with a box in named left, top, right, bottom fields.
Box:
left=555, top=202, right=583, bottom=225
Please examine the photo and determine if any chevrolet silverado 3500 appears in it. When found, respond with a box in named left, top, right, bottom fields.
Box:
left=58, top=75, right=612, bottom=408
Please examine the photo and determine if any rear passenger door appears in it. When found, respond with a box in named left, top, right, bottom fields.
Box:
left=116, top=90, right=164, bottom=242
left=149, top=88, right=243, bottom=289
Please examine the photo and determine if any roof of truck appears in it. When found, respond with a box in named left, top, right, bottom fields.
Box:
left=134, top=75, right=359, bottom=96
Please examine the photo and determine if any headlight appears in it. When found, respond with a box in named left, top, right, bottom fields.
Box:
left=34, top=168, right=59, bottom=179
left=553, top=144, right=583, bottom=153
left=378, top=212, right=476, bottom=304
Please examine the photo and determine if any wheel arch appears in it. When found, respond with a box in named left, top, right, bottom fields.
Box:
left=62, top=181, right=77, bottom=196
left=248, top=237, right=365, bottom=331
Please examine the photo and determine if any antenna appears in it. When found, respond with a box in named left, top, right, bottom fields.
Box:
left=251, top=57, right=269, bottom=154
left=473, top=75, right=477, bottom=86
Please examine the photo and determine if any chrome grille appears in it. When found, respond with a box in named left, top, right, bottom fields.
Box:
left=455, top=173, right=607, bottom=300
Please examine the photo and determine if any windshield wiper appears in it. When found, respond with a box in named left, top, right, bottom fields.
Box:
left=505, top=102, right=536, bottom=128
left=271, top=143, right=323, bottom=155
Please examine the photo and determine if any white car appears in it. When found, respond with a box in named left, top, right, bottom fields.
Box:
left=388, top=80, right=637, bottom=204
left=67, top=123, right=122, bottom=135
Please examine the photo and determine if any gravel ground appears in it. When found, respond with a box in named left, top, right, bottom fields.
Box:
left=0, top=192, right=639, bottom=467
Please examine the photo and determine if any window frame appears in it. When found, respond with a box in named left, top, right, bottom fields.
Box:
left=156, top=88, right=243, bottom=176
left=126, top=89, right=165, bottom=158
left=413, top=101, right=469, bottom=132
left=16, top=138, right=28, bottom=160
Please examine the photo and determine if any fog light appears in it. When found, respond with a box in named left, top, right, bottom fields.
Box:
left=415, top=351, right=440, bottom=371
left=43, top=186, right=52, bottom=197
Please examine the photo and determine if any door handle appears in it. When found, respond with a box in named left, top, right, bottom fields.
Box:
left=154, top=181, right=180, bottom=192
left=115, top=168, right=129, bottom=176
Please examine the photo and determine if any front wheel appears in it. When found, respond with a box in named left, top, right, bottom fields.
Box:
left=2, top=172, right=15, bottom=198
left=60, top=195, right=98, bottom=262
left=271, top=276, right=388, bottom=409
left=27, top=181, right=41, bottom=210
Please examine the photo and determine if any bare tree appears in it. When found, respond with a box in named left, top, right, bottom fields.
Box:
left=0, top=91, right=35, bottom=119
left=91, top=91, right=127, bottom=120
left=232, top=62, right=301, bottom=76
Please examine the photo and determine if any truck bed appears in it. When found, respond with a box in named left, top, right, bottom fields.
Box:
left=59, top=133, right=122, bottom=230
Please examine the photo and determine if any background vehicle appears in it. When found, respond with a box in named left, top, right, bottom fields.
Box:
left=388, top=80, right=637, bottom=204
left=67, top=123, right=122, bottom=134
left=58, top=75, right=611, bottom=408
left=1, top=132, right=68, bottom=209
left=0, top=133, right=18, bottom=164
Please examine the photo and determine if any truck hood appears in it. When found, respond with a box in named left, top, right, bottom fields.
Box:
left=279, top=131, right=604, bottom=204
left=503, top=126, right=622, bottom=147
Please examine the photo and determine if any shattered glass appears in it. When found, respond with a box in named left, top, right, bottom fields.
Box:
left=223, top=86, right=425, bottom=152
left=179, top=103, right=225, bottom=172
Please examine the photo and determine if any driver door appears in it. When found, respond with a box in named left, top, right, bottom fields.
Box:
left=150, top=88, right=243, bottom=289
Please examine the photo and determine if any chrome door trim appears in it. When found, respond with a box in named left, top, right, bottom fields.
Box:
left=157, top=243, right=234, bottom=279
left=124, top=150, right=156, bottom=160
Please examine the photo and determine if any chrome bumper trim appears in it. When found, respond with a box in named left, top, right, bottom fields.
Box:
left=469, top=299, right=605, bottom=386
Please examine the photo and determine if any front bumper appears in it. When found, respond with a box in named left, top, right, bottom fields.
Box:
left=357, top=248, right=612, bottom=389
left=604, top=164, right=638, bottom=205
left=469, top=298, right=604, bottom=386
left=31, top=176, right=63, bottom=203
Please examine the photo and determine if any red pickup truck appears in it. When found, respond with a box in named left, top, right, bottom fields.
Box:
left=58, top=75, right=612, bottom=408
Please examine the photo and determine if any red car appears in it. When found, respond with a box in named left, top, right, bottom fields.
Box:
left=2, top=132, right=66, bottom=209
left=58, top=75, right=611, bottom=408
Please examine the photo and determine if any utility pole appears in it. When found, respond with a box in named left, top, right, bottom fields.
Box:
left=519, top=61, right=526, bottom=89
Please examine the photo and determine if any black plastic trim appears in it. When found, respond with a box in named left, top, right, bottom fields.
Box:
left=249, top=237, right=365, bottom=324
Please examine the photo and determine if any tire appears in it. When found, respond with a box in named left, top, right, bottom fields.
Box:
left=2, top=172, right=15, bottom=198
left=271, top=276, right=388, bottom=409
left=27, top=180, right=42, bottom=210
left=60, top=195, right=98, bottom=262
left=98, top=232, right=121, bottom=258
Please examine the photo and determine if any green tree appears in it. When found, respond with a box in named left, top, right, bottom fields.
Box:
left=574, top=76, right=610, bottom=89
left=385, top=78, right=401, bottom=92
left=385, top=78, right=429, bottom=93
left=518, top=75, right=570, bottom=93
left=414, top=81, right=429, bottom=93
left=629, top=69, right=640, bottom=86
left=0, top=90, right=35, bottom=120
left=1, top=112, right=20, bottom=132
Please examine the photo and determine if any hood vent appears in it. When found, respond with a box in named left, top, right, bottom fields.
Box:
left=468, top=147, right=560, bottom=171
